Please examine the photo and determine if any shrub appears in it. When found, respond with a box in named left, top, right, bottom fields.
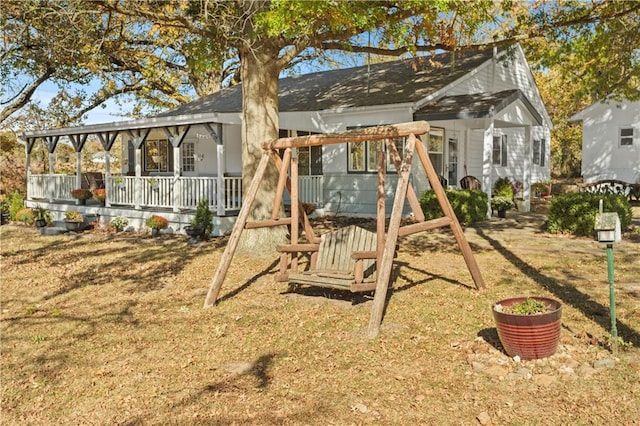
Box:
left=493, top=177, right=514, bottom=198
left=9, top=191, right=24, bottom=220
left=192, top=199, right=213, bottom=238
left=145, top=215, right=169, bottom=229
left=33, top=206, right=52, bottom=224
left=420, top=189, right=488, bottom=226
left=15, top=208, right=34, bottom=225
left=548, top=192, right=632, bottom=237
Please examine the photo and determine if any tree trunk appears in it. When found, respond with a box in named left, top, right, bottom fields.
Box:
left=237, top=41, right=287, bottom=254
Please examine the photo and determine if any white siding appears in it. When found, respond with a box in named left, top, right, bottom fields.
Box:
left=579, top=100, right=640, bottom=183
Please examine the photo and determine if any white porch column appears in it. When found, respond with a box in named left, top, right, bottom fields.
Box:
left=173, top=145, right=180, bottom=212
left=134, top=147, right=142, bottom=210
left=75, top=152, right=82, bottom=196
left=105, top=153, right=112, bottom=208
left=48, top=151, right=55, bottom=203
left=25, top=142, right=32, bottom=201
left=482, top=120, right=494, bottom=217
left=216, top=142, right=225, bottom=216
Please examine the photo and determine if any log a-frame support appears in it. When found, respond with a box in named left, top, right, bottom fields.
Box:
left=204, top=121, right=485, bottom=338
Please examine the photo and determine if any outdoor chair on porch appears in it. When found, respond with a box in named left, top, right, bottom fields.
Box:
left=460, top=175, right=481, bottom=190
left=81, top=172, right=105, bottom=190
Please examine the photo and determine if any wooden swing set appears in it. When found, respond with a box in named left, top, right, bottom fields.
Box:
left=204, top=121, right=485, bottom=337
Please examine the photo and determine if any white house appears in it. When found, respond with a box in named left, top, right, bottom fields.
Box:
left=570, top=99, right=640, bottom=183
left=20, top=43, right=552, bottom=233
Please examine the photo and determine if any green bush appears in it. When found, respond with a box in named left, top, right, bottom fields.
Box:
left=548, top=192, right=632, bottom=237
left=9, top=191, right=24, bottom=220
left=192, top=199, right=213, bottom=239
left=493, top=177, right=514, bottom=198
left=420, top=189, right=488, bottom=226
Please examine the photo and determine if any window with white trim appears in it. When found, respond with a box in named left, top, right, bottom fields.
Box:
left=182, top=141, right=195, bottom=172
left=347, top=126, right=406, bottom=173
left=144, top=139, right=170, bottom=172
left=492, top=134, right=507, bottom=166
left=619, top=127, right=635, bottom=146
left=533, top=138, right=546, bottom=166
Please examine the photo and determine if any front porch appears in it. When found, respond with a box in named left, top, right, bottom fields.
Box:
left=26, top=174, right=324, bottom=235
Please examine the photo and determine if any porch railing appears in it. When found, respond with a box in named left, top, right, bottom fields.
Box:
left=27, top=174, right=323, bottom=214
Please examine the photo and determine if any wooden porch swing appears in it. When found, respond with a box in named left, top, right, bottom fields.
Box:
left=204, top=121, right=485, bottom=337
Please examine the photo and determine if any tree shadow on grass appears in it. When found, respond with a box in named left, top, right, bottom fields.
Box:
left=215, top=259, right=280, bottom=304
left=475, top=227, right=640, bottom=348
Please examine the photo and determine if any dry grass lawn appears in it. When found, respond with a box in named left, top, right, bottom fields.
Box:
left=1, top=210, right=639, bottom=425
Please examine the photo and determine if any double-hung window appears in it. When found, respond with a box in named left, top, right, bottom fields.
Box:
left=619, top=127, right=635, bottom=146
left=492, top=134, right=507, bottom=166
left=533, top=138, right=546, bottom=166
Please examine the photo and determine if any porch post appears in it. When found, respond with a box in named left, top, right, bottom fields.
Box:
left=75, top=152, right=82, bottom=197
left=204, top=123, right=224, bottom=216
left=216, top=126, right=225, bottom=216
left=48, top=151, right=55, bottom=203
left=25, top=139, right=33, bottom=201
left=105, top=154, right=111, bottom=208
left=173, top=144, right=180, bottom=212
left=162, top=125, right=190, bottom=213
left=126, top=129, right=151, bottom=211
left=134, top=147, right=142, bottom=210
left=482, top=120, right=494, bottom=218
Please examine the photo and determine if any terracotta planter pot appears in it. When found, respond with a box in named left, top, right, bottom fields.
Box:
left=492, top=297, right=562, bottom=360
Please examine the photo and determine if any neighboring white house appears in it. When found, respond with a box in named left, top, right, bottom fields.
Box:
left=570, top=99, right=640, bottom=183
left=20, top=43, right=552, bottom=232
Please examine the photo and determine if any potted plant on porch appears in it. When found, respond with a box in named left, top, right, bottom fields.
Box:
left=92, top=188, right=106, bottom=206
left=71, top=188, right=92, bottom=205
left=64, top=210, right=84, bottom=232
left=145, top=214, right=168, bottom=237
left=492, top=296, right=562, bottom=360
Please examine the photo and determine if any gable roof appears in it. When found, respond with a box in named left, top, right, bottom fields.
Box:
left=414, top=89, right=543, bottom=125
left=160, top=48, right=494, bottom=117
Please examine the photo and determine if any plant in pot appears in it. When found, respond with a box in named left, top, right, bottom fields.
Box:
left=490, top=196, right=514, bottom=218
left=93, top=188, right=106, bottom=206
left=185, top=199, right=213, bottom=240
left=71, top=188, right=92, bottom=205
left=33, top=205, right=52, bottom=228
left=64, top=210, right=84, bottom=232
left=492, top=296, right=562, bottom=360
left=110, top=216, right=128, bottom=232
left=532, top=181, right=552, bottom=197
left=145, top=214, right=168, bottom=237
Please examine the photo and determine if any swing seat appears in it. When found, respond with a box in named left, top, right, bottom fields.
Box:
left=278, top=225, right=379, bottom=292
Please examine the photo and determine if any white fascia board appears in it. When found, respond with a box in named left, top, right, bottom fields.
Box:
left=19, top=111, right=239, bottom=138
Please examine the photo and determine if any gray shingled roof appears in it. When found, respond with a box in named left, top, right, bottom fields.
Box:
left=414, top=89, right=543, bottom=124
left=160, top=49, right=494, bottom=117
